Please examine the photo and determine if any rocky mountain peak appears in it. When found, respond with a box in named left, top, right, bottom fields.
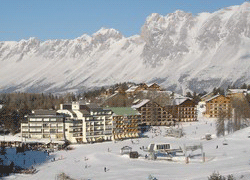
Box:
left=0, top=3, right=250, bottom=94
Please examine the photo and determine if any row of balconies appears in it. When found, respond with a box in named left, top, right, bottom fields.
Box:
left=86, top=131, right=111, bottom=136
left=22, top=129, right=64, bottom=134
left=69, top=124, right=82, bottom=127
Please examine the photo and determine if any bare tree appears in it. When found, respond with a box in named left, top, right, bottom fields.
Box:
left=230, top=93, right=250, bottom=131
left=216, top=109, right=226, bottom=137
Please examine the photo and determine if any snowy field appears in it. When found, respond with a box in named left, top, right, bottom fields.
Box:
left=3, top=116, right=250, bottom=180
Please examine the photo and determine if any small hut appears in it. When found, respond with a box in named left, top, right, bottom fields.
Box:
left=120, top=146, right=132, bottom=155
left=129, top=151, right=139, bottom=158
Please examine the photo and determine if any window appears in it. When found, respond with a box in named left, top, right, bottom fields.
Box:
left=50, top=118, right=56, bottom=121
left=43, top=124, right=49, bottom=127
left=30, top=123, right=42, bottom=127
left=30, top=128, right=41, bottom=132
left=44, top=118, right=49, bottom=121
left=50, top=129, right=57, bottom=133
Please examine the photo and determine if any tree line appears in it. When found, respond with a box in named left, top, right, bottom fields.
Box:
left=0, top=93, right=65, bottom=134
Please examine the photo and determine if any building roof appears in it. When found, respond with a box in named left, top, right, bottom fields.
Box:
left=78, top=109, right=90, bottom=115
left=200, top=92, right=214, bottom=101
left=32, top=110, right=58, bottom=116
left=227, top=89, right=248, bottom=94
left=147, top=83, right=160, bottom=88
left=173, top=97, right=190, bottom=105
left=131, top=99, right=150, bottom=109
left=205, top=94, right=223, bottom=102
left=85, top=103, right=100, bottom=109
left=125, top=86, right=138, bottom=92
left=109, top=107, right=140, bottom=116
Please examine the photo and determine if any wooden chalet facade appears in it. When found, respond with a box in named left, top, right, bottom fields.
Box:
left=132, top=99, right=173, bottom=126
left=166, top=98, right=197, bottom=123
left=204, top=95, right=231, bottom=118
left=126, top=83, right=162, bottom=96
left=147, top=83, right=161, bottom=91
left=109, top=107, right=141, bottom=140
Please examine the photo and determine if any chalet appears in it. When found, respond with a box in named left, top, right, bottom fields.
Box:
left=166, top=98, right=197, bottom=122
left=126, top=83, right=162, bottom=96
left=137, top=83, right=148, bottom=91
left=109, top=107, right=141, bottom=140
left=126, top=83, right=148, bottom=96
left=132, top=99, right=173, bottom=126
left=204, top=95, right=231, bottom=118
left=147, top=83, right=161, bottom=91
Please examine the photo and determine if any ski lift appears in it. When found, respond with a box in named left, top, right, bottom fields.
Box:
left=222, top=139, right=228, bottom=145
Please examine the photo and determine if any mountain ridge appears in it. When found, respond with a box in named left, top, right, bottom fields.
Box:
left=1, top=2, right=250, bottom=94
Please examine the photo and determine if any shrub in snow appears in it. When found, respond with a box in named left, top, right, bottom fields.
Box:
left=56, top=172, right=75, bottom=180
left=208, top=172, right=235, bottom=180
left=148, top=174, right=158, bottom=180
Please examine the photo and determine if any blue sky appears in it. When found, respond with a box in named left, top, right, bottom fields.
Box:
left=0, top=0, right=247, bottom=41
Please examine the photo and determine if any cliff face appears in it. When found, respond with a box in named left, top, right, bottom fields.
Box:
left=1, top=3, right=250, bottom=94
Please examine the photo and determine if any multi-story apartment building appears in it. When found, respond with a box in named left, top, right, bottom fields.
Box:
left=109, top=107, right=141, bottom=140
left=204, top=95, right=231, bottom=118
left=132, top=99, right=173, bottom=126
left=21, top=102, right=113, bottom=144
left=21, top=110, right=65, bottom=140
left=58, top=102, right=113, bottom=143
left=167, top=98, right=197, bottom=122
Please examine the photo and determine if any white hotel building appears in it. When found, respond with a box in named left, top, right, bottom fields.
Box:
left=21, top=110, right=65, bottom=140
left=57, top=102, right=113, bottom=143
left=21, top=102, right=113, bottom=143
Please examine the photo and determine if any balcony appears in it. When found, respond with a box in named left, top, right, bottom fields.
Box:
left=29, top=126, right=43, bottom=128
left=94, top=128, right=104, bottom=131
left=29, top=131, right=42, bottom=133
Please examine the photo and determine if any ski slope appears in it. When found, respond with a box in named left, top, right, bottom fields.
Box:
left=3, top=116, right=250, bottom=180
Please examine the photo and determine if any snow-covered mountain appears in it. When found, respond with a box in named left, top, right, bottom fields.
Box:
left=1, top=2, right=250, bottom=94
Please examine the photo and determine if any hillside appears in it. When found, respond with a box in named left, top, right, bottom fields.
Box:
left=3, top=117, right=250, bottom=180
left=1, top=2, right=250, bottom=94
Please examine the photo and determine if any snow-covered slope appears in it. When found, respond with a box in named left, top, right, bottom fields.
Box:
left=1, top=2, right=250, bottom=94
left=4, top=117, right=250, bottom=180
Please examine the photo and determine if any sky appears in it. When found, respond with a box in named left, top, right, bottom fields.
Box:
left=0, top=0, right=247, bottom=41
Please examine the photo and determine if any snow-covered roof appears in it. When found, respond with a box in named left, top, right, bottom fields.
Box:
left=228, top=89, right=248, bottom=94
left=131, top=99, right=150, bottom=109
left=147, top=83, right=159, bottom=88
left=205, top=94, right=222, bottom=102
left=109, top=107, right=140, bottom=116
left=200, top=92, right=214, bottom=100
left=173, top=97, right=190, bottom=105
left=125, top=86, right=138, bottom=92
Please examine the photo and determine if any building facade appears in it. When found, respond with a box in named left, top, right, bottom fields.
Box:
left=132, top=99, right=173, bottom=126
left=168, top=98, right=198, bottom=122
left=21, top=110, right=65, bottom=140
left=204, top=95, right=231, bottom=118
left=109, top=107, right=141, bottom=140
left=126, top=83, right=162, bottom=97
left=58, top=102, right=113, bottom=143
